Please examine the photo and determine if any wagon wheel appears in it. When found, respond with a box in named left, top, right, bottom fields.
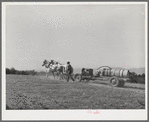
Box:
left=86, top=76, right=92, bottom=82
left=109, top=76, right=121, bottom=87
left=86, top=79, right=90, bottom=82
left=119, top=80, right=125, bottom=87
left=74, top=74, right=82, bottom=82
left=84, top=78, right=90, bottom=82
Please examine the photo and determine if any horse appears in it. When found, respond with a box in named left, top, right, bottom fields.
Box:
left=42, top=59, right=67, bottom=80
left=42, top=59, right=58, bottom=79
left=56, top=64, right=67, bottom=80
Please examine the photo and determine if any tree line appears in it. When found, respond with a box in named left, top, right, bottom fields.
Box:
left=6, top=67, right=145, bottom=84
left=129, top=72, right=145, bottom=84
left=6, top=68, right=36, bottom=75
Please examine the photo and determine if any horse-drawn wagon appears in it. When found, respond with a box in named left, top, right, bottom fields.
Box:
left=74, top=66, right=130, bottom=87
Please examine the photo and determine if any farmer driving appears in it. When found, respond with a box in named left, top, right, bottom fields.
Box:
left=66, top=61, right=74, bottom=82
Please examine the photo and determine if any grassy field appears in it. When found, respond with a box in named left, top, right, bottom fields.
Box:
left=6, top=74, right=145, bottom=109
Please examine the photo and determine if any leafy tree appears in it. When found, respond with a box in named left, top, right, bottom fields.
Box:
left=6, top=68, right=11, bottom=74
left=142, top=73, right=145, bottom=77
left=10, top=67, right=16, bottom=74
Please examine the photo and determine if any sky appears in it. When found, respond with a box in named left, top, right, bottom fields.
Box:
left=5, top=3, right=146, bottom=71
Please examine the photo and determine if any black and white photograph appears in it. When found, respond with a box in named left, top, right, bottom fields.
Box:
left=2, top=2, right=148, bottom=120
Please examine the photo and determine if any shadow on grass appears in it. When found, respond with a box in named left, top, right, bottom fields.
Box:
left=122, top=86, right=145, bottom=90
left=90, top=80, right=145, bottom=90
left=90, top=80, right=109, bottom=85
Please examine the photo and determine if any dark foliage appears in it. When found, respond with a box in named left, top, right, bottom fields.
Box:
left=6, top=68, right=36, bottom=75
left=129, top=72, right=145, bottom=84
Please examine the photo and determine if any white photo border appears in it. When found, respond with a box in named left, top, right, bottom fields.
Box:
left=2, top=2, right=148, bottom=120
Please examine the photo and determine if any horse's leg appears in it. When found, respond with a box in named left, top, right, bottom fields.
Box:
left=62, top=73, right=65, bottom=80
left=56, top=72, right=58, bottom=79
left=46, top=70, right=48, bottom=77
left=53, top=72, right=55, bottom=79
left=58, top=72, right=60, bottom=80
left=56, top=72, right=59, bottom=79
left=52, top=71, right=55, bottom=79
left=61, top=72, right=64, bottom=80
left=62, top=72, right=67, bottom=80
left=58, top=72, right=61, bottom=80
left=64, top=74, right=67, bottom=80
left=55, top=72, right=58, bottom=79
left=60, top=73, right=63, bottom=80
left=57, top=72, right=59, bottom=79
